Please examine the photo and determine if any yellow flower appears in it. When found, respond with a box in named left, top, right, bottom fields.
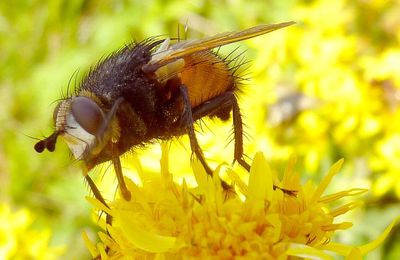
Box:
left=0, top=204, right=65, bottom=259
left=84, top=144, right=396, bottom=259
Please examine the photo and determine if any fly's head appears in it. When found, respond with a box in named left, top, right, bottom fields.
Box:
left=34, top=93, right=120, bottom=169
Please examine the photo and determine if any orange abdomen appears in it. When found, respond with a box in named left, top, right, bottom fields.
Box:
left=180, top=52, right=234, bottom=108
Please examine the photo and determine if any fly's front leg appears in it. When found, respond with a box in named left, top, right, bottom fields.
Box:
left=83, top=172, right=112, bottom=225
left=95, top=97, right=124, bottom=149
left=94, top=97, right=131, bottom=201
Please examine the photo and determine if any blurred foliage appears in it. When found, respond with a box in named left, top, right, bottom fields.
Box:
left=0, top=0, right=399, bottom=259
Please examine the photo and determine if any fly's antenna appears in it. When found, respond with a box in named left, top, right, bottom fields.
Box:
left=34, top=131, right=61, bottom=153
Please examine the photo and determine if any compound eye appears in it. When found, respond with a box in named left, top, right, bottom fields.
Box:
left=71, top=96, right=104, bottom=135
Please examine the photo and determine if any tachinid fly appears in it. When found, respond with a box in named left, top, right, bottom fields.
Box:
left=34, top=21, right=295, bottom=217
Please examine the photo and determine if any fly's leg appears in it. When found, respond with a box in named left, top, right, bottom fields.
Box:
left=85, top=174, right=112, bottom=258
left=230, top=95, right=250, bottom=171
left=230, top=96, right=297, bottom=195
left=192, top=91, right=250, bottom=170
left=82, top=148, right=130, bottom=227
left=191, top=91, right=297, bottom=196
left=84, top=174, right=112, bottom=225
left=111, top=149, right=131, bottom=201
left=179, top=86, right=213, bottom=175
left=95, top=97, right=131, bottom=201
left=83, top=154, right=132, bottom=226
left=178, top=86, right=233, bottom=191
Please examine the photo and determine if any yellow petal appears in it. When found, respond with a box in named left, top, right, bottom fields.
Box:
left=286, top=243, right=334, bottom=260
left=245, top=152, right=273, bottom=217
left=311, top=159, right=344, bottom=203
left=321, top=222, right=353, bottom=231
left=85, top=196, right=113, bottom=216
left=226, top=168, right=247, bottom=196
left=319, top=188, right=368, bottom=203
left=329, top=201, right=363, bottom=217
left=82, top=231, right=98, bottom=257
left=358, top=216, right=399, bottom=254
left=117, top=209, right=177, bottom=253
left=320, top=242, right=353, bottom=256
left=346, top=247, right=362, bottom=260
left=98, top=241, right=109, bottom=260
left=247, top=152, right=273, bottom=202
left=192, top=159, right=209, bottom=190
left=160, top=142, right=170, bottom=178
left=181, top=179, right=189, bottom=209
left=98, top=231, right=115, bottom=246
left=282, top=155, right=301, bottom=190
left=132, top=155, right=149, bottom=183
left=155, top=253, right=167, bottom=260
left=320, top=217, right=399, bottom=256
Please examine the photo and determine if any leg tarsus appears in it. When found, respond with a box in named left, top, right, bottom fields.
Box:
left=235, top=158, right=250, bottom=171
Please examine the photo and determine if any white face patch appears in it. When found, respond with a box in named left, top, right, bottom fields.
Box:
left=62, top=112, right=96, bottom=160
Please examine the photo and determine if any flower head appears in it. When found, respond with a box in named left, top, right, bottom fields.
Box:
left=84, top=144, right=395, bottom=259
left=0, top=204, right=64, bottom=259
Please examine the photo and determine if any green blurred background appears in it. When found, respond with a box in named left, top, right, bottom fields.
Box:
left=1, top=0, right=400, bottom=259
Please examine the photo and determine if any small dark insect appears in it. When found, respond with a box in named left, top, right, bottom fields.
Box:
left=34, top=21, right=295, bottom=216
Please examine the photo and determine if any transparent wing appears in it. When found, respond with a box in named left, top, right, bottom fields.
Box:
left=142, top=21, right=295, bottom=73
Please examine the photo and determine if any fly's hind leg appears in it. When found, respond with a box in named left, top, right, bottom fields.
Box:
left=192, top=91, right=297, bottom=196
left=192, top=91, right=250, bottom=171
left=230, top=95, right=251, bottom=171
left=230, top=96, right=297, bottom=195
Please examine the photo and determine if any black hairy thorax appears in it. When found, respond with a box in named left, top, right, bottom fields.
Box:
left=78, top=38, right=242, bottom=166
